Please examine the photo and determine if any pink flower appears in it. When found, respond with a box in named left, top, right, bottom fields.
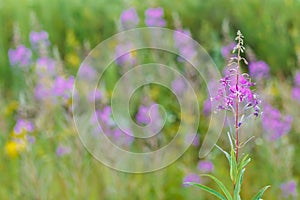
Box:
left=183, top=173, right=201, bottom=187
left=14, top=119, right=34, bottom=134
left=120, top=8, right=139, bottom=30
left=197, top=160, right=214, bottom=173
left=8, top=45, right=32, bottom=67
left=145, top=7, right=166, bottom=27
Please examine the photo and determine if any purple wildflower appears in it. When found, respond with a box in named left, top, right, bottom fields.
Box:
left=203, top=81, right=218, bottom=116
left=88, top=89, right=102, bottom=103
left=136, top=104, right=163, bottom=133
left=26, top=135, right=36, bottom=144
left=91, top=106, right=113, bottom=126
left=174, top=29, right=196, bottom=61
left=292, top=71, right=300, bottom=102
left=111, top=128, right=134, bottom=146
left=8, top=45, right=32, bottom=67
left=184, top=133, right=200, bottom=147
left=136, top=104, right=161, bottom=125
left=56, top=145, right=71, bottom=157
left=292, top=87, right=300, bottom=102
left=52, top=76, right=74, bottom=99
left=136, top=105, right=151, bottom=125
left=78, top=64, right=97, bottom=81
left=145, top=7, right=166, bottom=27
left=91, top=106, right=113, bottom=127
left=221, top=42, right=235, bottom=59
left=174, top=29, right=192, bottom=47
left=294, top=71, right=300, bottom=87
left=90, top=107, right=114, bottom=135
left=35, top=82, right=52, bottom=100
left=30, top=31, right=49, bottom=47
left=120, top=8, right=139, bottom=30
left=171, top=77, right=186, bottom=95
left=248, top=61, right=270, bottom=80
left=203, top=99, right=211, bottom=116
left=14, top=119, right=34, bottom=134
left=281, top=180, right=298, bottom=198
left=115, top=43, right=136, bottom=66
left=91, top=110, right=101, bottom=124
left=182, top=173, right=201, bottom=187
left=197, top=160, right=214, bottom=173
left=213, top=68, right=260, bottom=117
left=262, top=104, right=293, bottom=140
left=99, top=106, right=112, bottom=125
left=35, top=57, right=56, bottom=76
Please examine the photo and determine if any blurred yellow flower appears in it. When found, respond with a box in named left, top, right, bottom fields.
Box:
left=150, top=87, right=159, bottom=100
left=3, top=101, right=19, bottom=116
left=11, top=129, right=26, bottom=138
left=66, top=30, right=79, bottom=47
left=130, top=50, right=137, bottom=58
left=66, top=53, right=80, bottom=68
left=5, top=140, right=26, bottom=158
left=270, top=84, right=279, bottom=96
left=65, top=97, right=72, bottom=108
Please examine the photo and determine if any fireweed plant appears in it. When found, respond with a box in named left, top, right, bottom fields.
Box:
left=185, top=31, right=270, bottom=199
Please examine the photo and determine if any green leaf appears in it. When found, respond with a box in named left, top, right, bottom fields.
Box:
left=230, top=148, right=237, bottom=183
left=216, top=145, right=231, bottom=163
left=185, top=182, right=227, bottom=200
left=251, top=186, right=271, bottom=200
left=233, top=168, right=245, bottom=200
left=201, top=174, right=233, bottom=200
left=238, top=154, right=251, bottom=171
left=227, top=131, right=234, bottom=149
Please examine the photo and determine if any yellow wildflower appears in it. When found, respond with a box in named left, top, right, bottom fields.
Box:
left=3, top=101, right=19, bottom=116
left=66, top=53, right=80, bottom=68
left=5, top=140, right=26, bottom=158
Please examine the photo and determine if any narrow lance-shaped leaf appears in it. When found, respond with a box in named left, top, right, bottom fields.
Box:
left=230, top=148, right=238, bottom=183
left=216, top=145, right=231, bottom=163
left=251, top=185, right=271, bottom=200
left=185, top=182, right=227, bottom=200
left=238, top=154, right=251, bottom=171
left=234, top=168, right=245, bottom=200
left=200, top=174, right=233, bottom=200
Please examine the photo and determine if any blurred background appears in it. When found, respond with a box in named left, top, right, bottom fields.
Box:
left=1, top=0, right=300, bottom=199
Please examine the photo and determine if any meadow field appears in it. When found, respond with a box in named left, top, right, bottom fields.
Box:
left=1, top=0, right=300, bottom=199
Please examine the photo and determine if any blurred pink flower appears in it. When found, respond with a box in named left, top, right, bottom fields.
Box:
left=56, top=145, right=71, bottom=157
left=145, top=7, right=166, bottom=27
left=197, top=160, right=214, bottom=173
left=8, top=45, right=32, bottom=67
left=281, top=180, right=298, bottom=198
left=182, top=173, right=201, bottom=187
left=248, top=61, right=270, bottom=80
left=120, top=8, right=139, bottom=30
left=36, top=57, right=56, bottom=76
left=171, top=77, right=186, bottom=96
left=294, top=71, right=300, bottom=87
left=14, top=119, right=34, bottom=134
left=30, top=31, right=49, bottom=47
left=262, top=104, right=293, bottom=140
left=221, top=43, right=235, bottom=59
left=52, top=76, right=74, bottom=99
left=174, top=29, right=196, bottom=61
left=115, top=43, right=136, bottom=66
